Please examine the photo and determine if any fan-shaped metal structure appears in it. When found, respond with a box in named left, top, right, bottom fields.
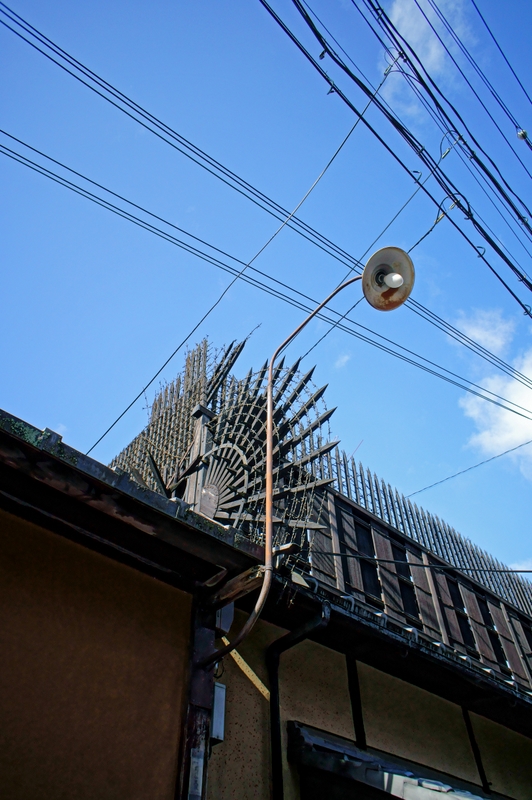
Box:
left=111, top=339, right=338, bottom=546
left=196, top=358, right=338, bottom=545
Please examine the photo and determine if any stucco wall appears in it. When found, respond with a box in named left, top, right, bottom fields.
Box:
left=0, top=507, right=191, bottom=800
left=470, top=712, right=532, bottom=799
left=357, top=661, right=480, bottom=785
left=207, top=611, right=354, bottom=800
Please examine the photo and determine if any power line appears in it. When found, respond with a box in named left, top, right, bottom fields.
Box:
left=2, top=2, right=531, bottom=368
left=308, top=552, right=532, bottom=574
left=407, top=439, right=532, bottom=498
left=469, top=0, right=532, bottom=111
left=427, top=0, right=528, bottom=134
left=354, top=0, right=532, bottom=229
left=4, top=139, right=532, bottom=427
left=294, top=0, right=532, bottom=285
left=259, top=0, right=532, bottom=317
left=83, top=76, right=388, bottom=452
left=412, top=0, right=532, bottom=163
left=344, top=0, right=532, bottom=260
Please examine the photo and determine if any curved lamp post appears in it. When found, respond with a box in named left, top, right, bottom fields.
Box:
left=201, top=247, right=414, bottom=667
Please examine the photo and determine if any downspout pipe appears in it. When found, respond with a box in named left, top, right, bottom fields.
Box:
left=266, top=604, right=331, bottom=800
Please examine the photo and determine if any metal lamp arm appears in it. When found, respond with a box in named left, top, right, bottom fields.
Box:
left=199, top=275, right=362, bottom=668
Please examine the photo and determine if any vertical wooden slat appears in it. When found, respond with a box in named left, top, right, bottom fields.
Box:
left=373, top=530, right=403, bottom=619
left=433, top=572, right=462, bottom=644
left=408, top=552, right=441, bottom=636
left=327, top=494, right=345, bottom=592
left=489, top=602, right=530, bottom=682
left=507, top=616, right=532, bottom=682
left=338, top=511, right=364, bottom=595
left=461, top=587, right=496, bottom=663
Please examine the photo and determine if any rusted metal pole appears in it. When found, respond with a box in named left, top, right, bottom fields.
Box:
left=200, top=275, right=362, bottom=668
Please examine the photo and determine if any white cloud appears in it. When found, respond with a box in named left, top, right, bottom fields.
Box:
left=335, top=353, right=351, bottom=369
left=510, top=558, right=532, bottom=572
left=55, top=423, right=68, bottom=436
left=455, top=308, right=515, bottom=357
left=460, top=348, right=532, bottom=480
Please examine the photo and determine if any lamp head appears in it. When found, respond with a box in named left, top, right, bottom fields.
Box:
left=362, top=246, right=415, bottom=311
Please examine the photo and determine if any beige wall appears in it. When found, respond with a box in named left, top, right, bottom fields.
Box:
left=208, top=613, right=532, bottom=800
left=208, top=611, right=354, bottom=800
left=470, top=712, right=532, bottom=799
left=357, top=661, right=480, bottom=784
left=0, top=507, right=192, bottom=800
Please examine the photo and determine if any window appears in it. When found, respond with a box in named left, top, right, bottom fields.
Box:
left=391, top=542, right=420, bottom=622
left=447, top=579, right=477, bottom=652
left=356, top=524, right=382, bottom=605
left=477, top=596, right=509, bottom=670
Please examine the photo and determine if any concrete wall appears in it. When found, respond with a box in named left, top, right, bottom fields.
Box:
left=0, top=508, right=192, bottom=800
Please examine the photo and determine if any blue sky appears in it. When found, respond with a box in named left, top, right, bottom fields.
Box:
left=2, top=0, right=532, bottom=568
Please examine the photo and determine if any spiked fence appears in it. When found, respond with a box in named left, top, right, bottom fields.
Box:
left=111, top=339, right=532, bottom=617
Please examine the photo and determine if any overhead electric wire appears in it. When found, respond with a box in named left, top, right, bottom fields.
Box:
left=407, top=438, right=532, bottom=498
left=412, top=0, right=532, bottom=161
left=292, top=0, right=532, bottom=286
left=297, top=8, right=532, bottom=357
left=83, top=73, right=389, bottom=452
left=469, top=0, right=532, bottom=111
left=308, top=552, right=532, bottom=574
left=427, top=0, right=530, bottom=140
left=399, top=70, right=532, bottom=266
left=3, top=5, right=532, bottom=389
left=4, top=139, right=532, bottom=430
left=354, top=0, right=532, bottom=227
left=344, top=0, right=532, bottom=260
left=259, top=0, right=532, bottom=319
left=2, top=0, right=531, bottom=360
left=3, top=126, right=531, bottom=399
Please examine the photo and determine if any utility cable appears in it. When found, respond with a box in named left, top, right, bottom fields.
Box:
left=356, top=0, right=532, bottom=227
left=259, top=0, right=532, bottom=317
left=4, top=140, right=532, bottom=427
left=427, top=0, right=529, bottom=139
left=82, top=82, right=386, bottom=452
left=348, top=0, right=532, bottom=259
left=297, top=0, right=532, bottom=274
left=469, top=0, right=532, bottom=110
left=407, top=438, right=532, bottom=498
left=412, top=0, right=532, bottom=162
left=308, top=553, right=532, bottom=574
left=1, top=2, right=531, bottom=362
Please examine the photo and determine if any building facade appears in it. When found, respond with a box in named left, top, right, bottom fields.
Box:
left=2, top=340, right=532, bottom=798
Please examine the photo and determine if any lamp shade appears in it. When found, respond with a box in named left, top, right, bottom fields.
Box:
left=362, top=246, right=415, bottom=311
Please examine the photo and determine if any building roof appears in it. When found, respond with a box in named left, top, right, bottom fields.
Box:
left=2, top=405, right=532, bottom=741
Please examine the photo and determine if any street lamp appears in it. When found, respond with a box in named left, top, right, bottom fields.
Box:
left=203, top=247, right=414, bottom=666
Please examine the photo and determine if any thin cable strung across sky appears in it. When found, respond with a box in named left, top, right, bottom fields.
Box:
left=303, top=0, right=532, bottom=272
left=469, top=0, right=532, bottom=110
left=407, top=438, right=532, bottom=498
left=412, top=0, right=532, bottom=159
left=257, top=0, right=532, bottom=319
left=309, top=553, right=532, bottom=574
left=352, top=0, right=532, bottom=223
left=84, top=74, right=388, bottom=453
left=285, top=0, right=532, bottom=304
left=4, top=136, right=532, bottom=432
left=2, top=0, right=532, bottom=318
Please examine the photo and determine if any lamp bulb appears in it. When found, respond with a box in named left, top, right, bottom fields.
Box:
left=384, top=272, right=404, bottom=288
